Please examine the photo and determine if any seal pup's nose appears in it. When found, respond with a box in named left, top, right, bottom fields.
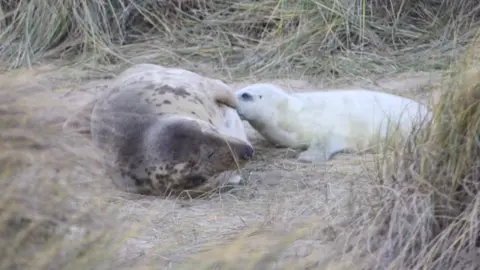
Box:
left=241, top=145, right=254, bottom=160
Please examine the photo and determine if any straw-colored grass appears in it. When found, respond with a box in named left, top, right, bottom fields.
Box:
left=2, top=0, right=479, bottom=78
left=331, top=50, right=480, bottom=270
left=2, top=0, right=480, bottom=269
left=0, top=69, right=115, bottom=270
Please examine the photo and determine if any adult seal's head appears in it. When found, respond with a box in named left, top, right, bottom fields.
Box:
left=130, top=115, right=254, bottom=193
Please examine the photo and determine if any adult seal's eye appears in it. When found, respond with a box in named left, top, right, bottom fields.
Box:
left=240, top=92, right=253, bottom=101
left=207, top=149, right=216, bottom=159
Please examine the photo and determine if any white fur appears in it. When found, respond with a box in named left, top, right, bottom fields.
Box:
left=235, top=83, right=432, bottom=163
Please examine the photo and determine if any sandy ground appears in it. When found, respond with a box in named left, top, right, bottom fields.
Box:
left=8, top=64, right=444, bottom=269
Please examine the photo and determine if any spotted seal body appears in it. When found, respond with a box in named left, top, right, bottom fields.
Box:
left=234, top=83, right=431, bottom=163
left=64, top=64, right=254, bottom=196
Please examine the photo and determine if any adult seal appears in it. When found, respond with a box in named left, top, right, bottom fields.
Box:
left=234, top=83, right=432, bottom=163
left=63, top=63, right=254, bottom=197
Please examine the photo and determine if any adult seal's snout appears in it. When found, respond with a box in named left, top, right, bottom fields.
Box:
left=235, top=108, right=246, bottom=120
left=242, top=145, right=254, bottom=159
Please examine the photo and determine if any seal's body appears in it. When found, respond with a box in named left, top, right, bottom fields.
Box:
left=234, top=83, right=431, bottom=163
left=64, top=64, right=254, bottom=196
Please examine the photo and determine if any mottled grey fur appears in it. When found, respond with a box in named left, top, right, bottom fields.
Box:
left=66, top=63, right=254, bottom=197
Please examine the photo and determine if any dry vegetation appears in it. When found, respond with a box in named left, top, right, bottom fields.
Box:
left=2, top=0, right=480, bottom=269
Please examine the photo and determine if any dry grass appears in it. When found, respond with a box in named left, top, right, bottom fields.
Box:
left=0, top=69, right=119, bottom=270
left=2, top=0, right=480, bottom=269
left=332, top=49, right=480, bottom=270
left=1, top=0, right=479, bottom=79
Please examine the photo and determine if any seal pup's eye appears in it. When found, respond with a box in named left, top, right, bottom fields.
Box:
left=240, top=92, right=253, bottom=101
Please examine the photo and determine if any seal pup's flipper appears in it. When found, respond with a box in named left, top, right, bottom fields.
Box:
left=62, top=98, right=98, bottom=138
left=297, top=135, right=351, bottom=164
left=206, top=80, right=239, bottom=109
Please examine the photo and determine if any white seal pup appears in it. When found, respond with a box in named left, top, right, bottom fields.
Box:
left=63, top=63, right=254, bottom=197
left=234, top=83, right=432, bottom=163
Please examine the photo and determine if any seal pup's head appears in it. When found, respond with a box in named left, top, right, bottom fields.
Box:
left=142, top=115, right=254, bottom=192
left=234, top=83, right=292, bottom=123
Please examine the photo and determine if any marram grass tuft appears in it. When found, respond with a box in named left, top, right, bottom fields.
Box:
left=1, top=0, right=480, bottom=79
left=344, top=56, right=480, bottom=270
